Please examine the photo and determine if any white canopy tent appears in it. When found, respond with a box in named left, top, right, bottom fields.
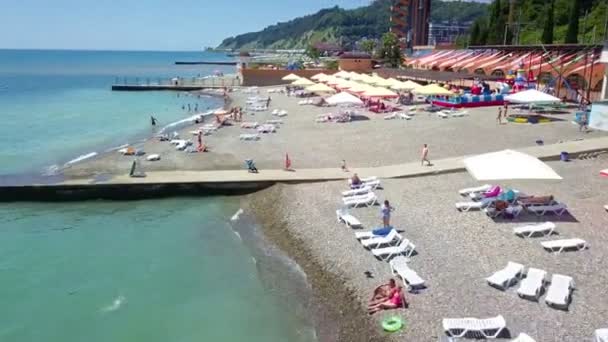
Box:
left=325, top=92, right=364, bottom=106
left=504, top=89, right=561, bottom=104
left=464, top=149, right=562, bottom=181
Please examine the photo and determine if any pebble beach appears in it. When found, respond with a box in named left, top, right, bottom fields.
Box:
left=63, top=86, right=608, bottom=341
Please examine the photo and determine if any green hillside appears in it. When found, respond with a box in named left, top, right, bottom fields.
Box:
left=469, top=0, right=608, bottom=45
left=217, top=0, right=489, bottom=50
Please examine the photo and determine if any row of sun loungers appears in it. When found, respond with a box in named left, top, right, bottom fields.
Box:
left=342, top=192, right=378, bottom=208
left=486, top=262, right=575, bottom=308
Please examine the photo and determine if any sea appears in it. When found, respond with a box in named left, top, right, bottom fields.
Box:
left=0, top=50, right=317, bottom=342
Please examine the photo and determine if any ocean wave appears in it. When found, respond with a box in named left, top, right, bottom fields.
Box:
left=230, top=208, right=244, bottom=222
left=101, top=295, right=125, bottom=313
left=64, top=152, right=98, bottom=165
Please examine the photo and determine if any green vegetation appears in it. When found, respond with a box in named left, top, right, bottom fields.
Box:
left=377, top=32, right=403, bottom=67
left=470, top=0, right=608, bottom=45
left=217, top=0, right=488, bottom=50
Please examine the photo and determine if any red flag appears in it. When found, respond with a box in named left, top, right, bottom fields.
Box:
left=285, top=153, right=291, bottom=170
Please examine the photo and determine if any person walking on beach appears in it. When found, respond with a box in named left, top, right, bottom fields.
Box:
left=380, top=200, right=394, bottom=228
left=150, top=115, right=158, bottom=126
left=341, top=159, right=349, bottom=172
left=579, top=111, right=588, bottom=132
left=496, top=107, right=502, bottom=124
left=421, top=144, right=431, bottom=166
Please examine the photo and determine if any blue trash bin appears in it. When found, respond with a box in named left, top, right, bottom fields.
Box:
left=560, top=151, right=569, bottom=161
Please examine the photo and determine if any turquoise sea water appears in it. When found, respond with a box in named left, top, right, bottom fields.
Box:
left=0, top=49, right=231, bottom=175
left=0, top=50, right=316, bottom=342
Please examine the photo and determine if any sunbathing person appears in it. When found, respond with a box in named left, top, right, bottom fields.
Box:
left=351, top=173, right=362, bottom=187
left=369, top=278, right=396, bottom=302
left=519, top=195, right=554, bottom=205
left=368, top=286, right=406, bottom=314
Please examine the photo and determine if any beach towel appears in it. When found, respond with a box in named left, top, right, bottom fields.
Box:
left=372, top=226, right=393, bottom=236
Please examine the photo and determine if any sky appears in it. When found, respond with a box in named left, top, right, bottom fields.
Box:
left=0, top=0, right=370, bottom=51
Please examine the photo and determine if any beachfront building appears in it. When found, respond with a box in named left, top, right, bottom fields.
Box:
left=338, top=52, right=373, bottom=72
left=404, top=44, right=605, bottom=101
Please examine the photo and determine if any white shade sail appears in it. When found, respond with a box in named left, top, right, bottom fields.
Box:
left=325, top=92, right=364, bottom=106
left=464, top=149, right=562, bottom=181
left=282, top=73, right=301, bottom=81
left=504, top=89, right=561, bottom=104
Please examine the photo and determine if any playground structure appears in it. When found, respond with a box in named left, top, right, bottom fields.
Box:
left=405, top=44, right=604, bottom=102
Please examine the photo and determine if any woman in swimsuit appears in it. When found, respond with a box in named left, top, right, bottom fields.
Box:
left=368, top=286, right=406, bottom=314
left=369, top=279, right=396, bottom=303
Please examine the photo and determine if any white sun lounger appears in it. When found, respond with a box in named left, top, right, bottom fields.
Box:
left=517, top=267, right=546, bottom=301
left=371, top=238, right=415, bottom=260
left=336, top=209, right=362, bottom=228
left=257, top=124, right=276, bottom=133
left=459, top=184, right=492, bottom=196
left=399, top=113, right=412, bottom=120
left=456, top=197, right=495, bottom=211
left=526, top=203, right=568, bottom=216
left=240, top=122, right=259, bottom=129
left=595, top=328, right=608, bottom=342
left=437, top=112, right=449, bottom=119
left=443, top=315, right=506, bottom=339
left=451, top=110, right=468, bottom=117
left=239, top=133, right=260, bottom=141
left=361, top=229, right=401, bottom=249
left=541, top=238, right=588, bottom=253
left=486, top=262, right=524, bottom=290
left=271, top=109, right=279, bottom=115
left=342, top=186, right=372, bottom=197
left=355, top=228, right=394, bottom=240
left=513, top=222, right=556, bottom=238
left=342, top=192, right=378, bottom=208
left=545, top=274, right=574, bottom=309
left=511, top=333, right=536, bottom=342
left=266, top=119, right=283, bottom=125
left=384, top=113, right=397, bottom=120
left=146, top=154, right=161, bottom=161
left=604, top=205, right=608, bottom=211
left=389, top=256, right=425, bottom=289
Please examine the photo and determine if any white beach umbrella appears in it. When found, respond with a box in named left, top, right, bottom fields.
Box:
left=291, top=78, right=315, bottom=86
left=282, top=73, right=301, bottom=81
left=464, top=149, right=562, bottom=181
left=334, top=70, right=351, bottom=78
left=504, top=89, right=561, bottom=104
left=311, top=73, right=328, bottom=81
left=391, top=80, right=421, bottom=91
left=362, top=87, right=399, bottom=98
left=325, top=92, right=364, bottom=106
left=305, top=83, right=337, bottom=94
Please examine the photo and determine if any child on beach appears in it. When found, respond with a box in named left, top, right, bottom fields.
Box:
left=496, top=107, right=502, bottom=124
left=380, top=200, right=394, bottom=227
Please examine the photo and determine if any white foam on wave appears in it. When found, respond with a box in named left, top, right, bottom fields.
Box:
left=65, top=152, right=98, bottom=165
left=230, top=208, right=244, bottom=222
left=233, top=231, right=242, bottom=241
left=104, top=144, right=129, bottom=153
left=159, top=108, right=220, bottom=134
left=101, top=295, right=125, bottom=313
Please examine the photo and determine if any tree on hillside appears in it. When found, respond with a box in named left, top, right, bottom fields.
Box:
left=470, top=20, right=482, bottom=45
left=565, top=0, right=581, bottom=43
left=487, top=0, right=507, bottom=44
left=377, top=32, right=402, bottom=68
left=305, top=44, right=321, bottom=60
left=359, top=39, right=376, bottom=55
left=541, top=0, right=555, bottom=44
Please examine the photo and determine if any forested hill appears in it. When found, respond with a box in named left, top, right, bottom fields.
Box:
left=217, top=0, right=488, bottom=50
